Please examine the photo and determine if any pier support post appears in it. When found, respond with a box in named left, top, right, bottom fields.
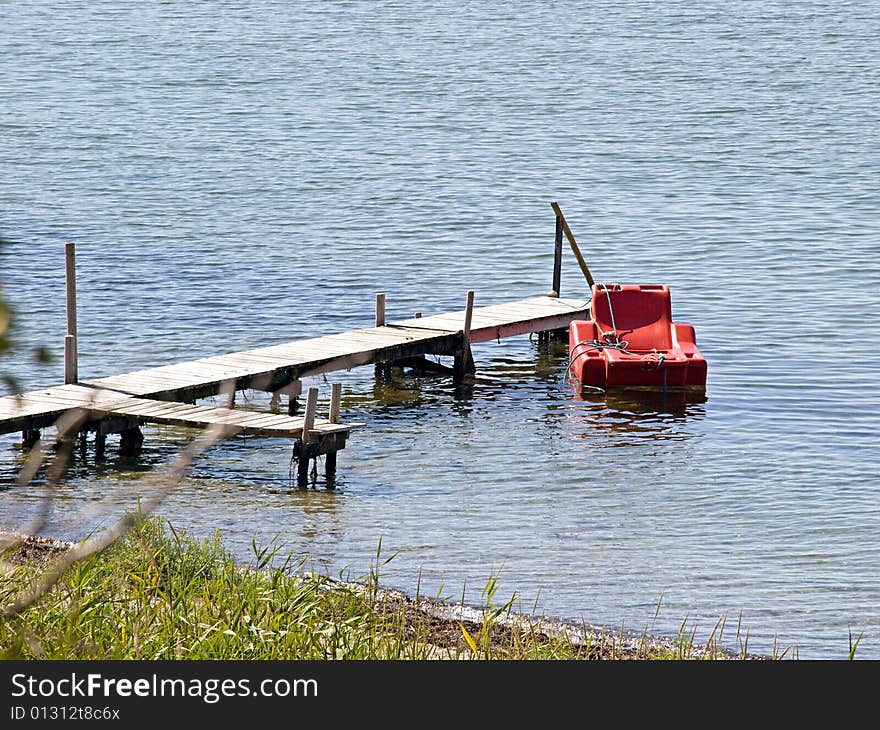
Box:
left=296, top=386, right=319, bottom=487
left=324, top=382, right=342, bottom=484
left=119, top=426, right=144, bottom=456
left=64, top=241, right=78, bottom=384
left=21, top=429, right=41, bottom=449
left=285, top=380, right=302, bottom=415
left=94, top=430, right=106, bottom=461
left=374, top=293, right=391, bottom=379
left=453, top=290, right=476, bottom=381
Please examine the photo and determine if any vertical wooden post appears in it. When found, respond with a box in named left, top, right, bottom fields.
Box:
left=95, top=428, right=106, bottom=461
left=328, top=382, right=342, bottom=424
left=414, top=311, right=421, bottom=319
left=64, top=241, right=78, bottom=384
left=325, top=382, right=342, bottom=484
left=463, top=290, right=474, bottom=343
left=287, top=379, right=302, bottom=415
left=21, top=430, right=41, bottom=449
left=454, top=290, right=476, bottom=380
left=375, top=293, right=387, bottom=377
left=301, top=386, right=318, bottom=445
left=550, top=215, right=563, bottom=297
left=297, top=386, right=319, bottom=486
left=375, top=293, right=386, bottom=327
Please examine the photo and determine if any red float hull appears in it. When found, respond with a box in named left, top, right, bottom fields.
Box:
left=568, top=284, right=707, bottom=390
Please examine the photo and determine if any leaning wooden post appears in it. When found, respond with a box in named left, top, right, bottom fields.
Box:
left=325, top=382, right=342, bottom=483
left=297, top=386, right=319, bottom=486
left=64, top=241, right=78, bottom=384
left=550, top=214, right=563, bottom=298
left=454, top=290, right=476, bottom=380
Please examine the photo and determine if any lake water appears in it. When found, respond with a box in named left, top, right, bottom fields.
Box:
left=1, top=1, right=878, bottom=659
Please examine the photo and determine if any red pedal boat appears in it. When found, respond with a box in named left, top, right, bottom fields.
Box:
left=568, top=284, right=707, bottom=390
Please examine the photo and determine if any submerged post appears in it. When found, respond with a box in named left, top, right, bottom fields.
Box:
left=64, top=242, right=78, bottom=384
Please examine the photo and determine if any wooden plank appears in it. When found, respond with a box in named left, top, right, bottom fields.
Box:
left=127, top=403, right=219, bottom=420
left=227, top=412, right=306, bottom=429
left=221, top=344, right=350, bottom=362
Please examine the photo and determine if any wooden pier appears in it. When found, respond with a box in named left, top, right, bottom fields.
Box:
left=0, top=289, right=589, bottom=485
left=0, top=204, right=595, bottom=486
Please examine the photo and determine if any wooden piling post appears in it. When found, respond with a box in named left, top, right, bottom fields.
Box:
left=64, top=241, right=78, bottom=384
left=375, top=293, right=386, bottom=327
left=119, top=426, right=144, bottom=456
left=550, top=214, right=563, bottom=297
left=328, top=382, right=342, bottom=424
left=454, top=290, right=476, bottom=380
left=414, top=311, right=421, bottom=319
left=463, top=290, right=474, bottom=343
left=287, top=380, right=302, bottom=415
left=325, top=382, right=342, bottom=483
left=297, top=386, right=319, bottom=486
left=375, top=293, right=388, bottom=378
left=301, top=386, right=318, bottom=445
left=95, top=429, right=106, bottom=461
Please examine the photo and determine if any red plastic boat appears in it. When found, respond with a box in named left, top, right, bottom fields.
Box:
left=568, top=284, right=707, bottom=390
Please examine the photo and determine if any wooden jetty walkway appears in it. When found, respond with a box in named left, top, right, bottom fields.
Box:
left=0, top=287, right=589, bottom=485
left=0, top=204, right=595, bottom=486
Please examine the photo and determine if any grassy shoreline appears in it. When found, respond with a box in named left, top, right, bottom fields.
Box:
left=1, top=517, right=766, bottom=660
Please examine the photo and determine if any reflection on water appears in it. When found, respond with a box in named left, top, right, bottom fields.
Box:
left=566, top=384, right=707, bottom=444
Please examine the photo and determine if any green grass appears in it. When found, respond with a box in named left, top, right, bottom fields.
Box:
left=1, top=516, right=765, bottom=660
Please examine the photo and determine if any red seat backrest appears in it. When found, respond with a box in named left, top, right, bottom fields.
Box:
left=590, top=284, right=673, bottom=351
